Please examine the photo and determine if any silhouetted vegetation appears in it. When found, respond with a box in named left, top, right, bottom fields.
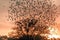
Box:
left=8, top=0, right=59, bottom=40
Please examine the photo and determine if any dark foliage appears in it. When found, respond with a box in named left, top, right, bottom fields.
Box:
left=17, top=35, right=34, bottom=40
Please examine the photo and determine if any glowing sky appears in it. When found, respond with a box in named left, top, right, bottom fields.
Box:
left=0, top=0, right=60, bottom=36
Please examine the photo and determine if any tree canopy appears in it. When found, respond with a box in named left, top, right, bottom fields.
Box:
left=8, top=0, right=59, bottom=39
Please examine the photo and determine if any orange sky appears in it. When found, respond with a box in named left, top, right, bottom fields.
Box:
left=0, top=0, right=60, bottom=36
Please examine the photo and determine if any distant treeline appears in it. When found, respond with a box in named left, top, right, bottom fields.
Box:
left=0, top=35, right=60, bottom=40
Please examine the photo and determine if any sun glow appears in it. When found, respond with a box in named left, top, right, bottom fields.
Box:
left=48, top=34, right=60, bottom=39
left=48, top=27, right=60, bottom=39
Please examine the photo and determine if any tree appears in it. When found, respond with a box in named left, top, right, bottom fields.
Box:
left=8, top=0, right=58, bottom=39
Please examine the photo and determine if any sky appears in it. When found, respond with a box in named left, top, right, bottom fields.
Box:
left=0, top=0, right=60, bottom=36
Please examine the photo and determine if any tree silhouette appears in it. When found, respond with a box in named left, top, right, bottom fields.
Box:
left=8, top=0, right=58, bottom=40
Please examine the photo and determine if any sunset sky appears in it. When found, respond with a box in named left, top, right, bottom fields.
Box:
left=0, top=0, right=60, bottom=36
